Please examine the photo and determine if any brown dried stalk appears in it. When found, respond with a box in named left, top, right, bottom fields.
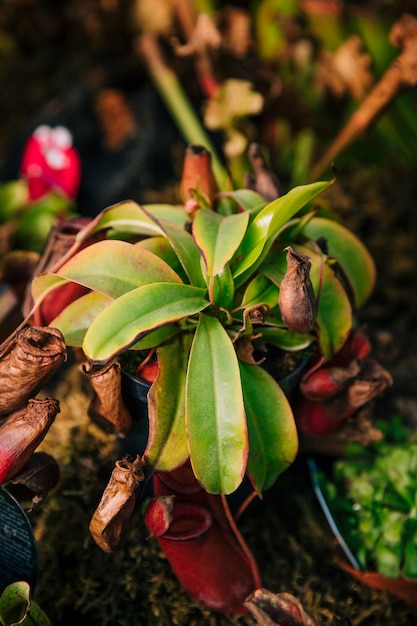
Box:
left=89, top=456, right=145, bottom=552
left=245, top=142, right=280, bottom=202
left=245, top=589, right=317, bottom=626
left=313, top=13, right=417, bottom=177
left=0, top=327, right=66, bottom=416
left=0, top=397, right=60, bottom=483
left=82, top=360, right=133, bottom=436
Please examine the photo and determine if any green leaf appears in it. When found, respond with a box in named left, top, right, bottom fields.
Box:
left=212, top=264, right=235, bottom=310
left=0, top=581, right=51, bottom=626
left=159, top=222, right=207, bottom=288
left=193, top=208, right=249, bottom=276
left=49, top=291, right=113, bottom=346
left=216, top=189, right=266, bottom=214
left=232, top=180, right=333, bottom=282
left=31, top=273, right=70, bottom=307
left=311, top=254, right=352, bottom=359
left=46, top=239, right=182, bottom=299
left=239, top=362, right=298, bottom=493
left=241, top=274, right=279, bottom=309
left=301, top=217, right=376, bottom=307
left=186, top=314, right=248, bottom=494
left=255, top=326, right=314, bottom=352
left=80, top=200, right=164, bottom=239
left=135, top=237, right=186, bottom=279
left=83, top=283, right=209, bottom=363
left=143, top=203, right=190, bottom=228
left=144, top=336, right=190, bottom=471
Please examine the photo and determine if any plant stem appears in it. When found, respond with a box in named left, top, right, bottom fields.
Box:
left=137, top=34, right=229, bottom=191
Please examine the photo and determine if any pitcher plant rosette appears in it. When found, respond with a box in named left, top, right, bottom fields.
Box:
left=21, top=144, right=389, bottom=613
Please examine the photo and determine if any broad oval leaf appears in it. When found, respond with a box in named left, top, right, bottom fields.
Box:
left=31, top=273, right=70, bottom=308
left=143, top=203, right=190, bottom=228
left=186, top=314, right=248, bottom=494
left=135, top=236, right=186, bottom=279
left=51, top=239, right=183, bottom=298
left=232, top=179, right=333, bottom=282
left=80, top=200, right=164, bottom=240
left=240, top=361, right=298, bottom=493
left=301, top=216, right=376, bottom=308
left=145, top=336, right=190, bottom=471
left=49, top=291, right=113, bottom=347
left=83, top=283, right=209, bottom=363
left=193, top=208, right=249, bottom=276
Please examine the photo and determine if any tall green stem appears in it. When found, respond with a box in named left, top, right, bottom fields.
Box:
left=138, top=34, right=229, bottom=191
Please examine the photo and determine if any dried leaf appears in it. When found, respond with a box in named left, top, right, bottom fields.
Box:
left=245, top=143, right=280, bottom=202
left=7, top=451, right=60, bottom=511
left=89, top=456, right=145, bottom=552
left=244, top=589, right=317, bottom=626
left=0, top=327, right=66, bottom=416
left=0, top=398, right=60, bottom=484
left=279, top=247, right=317, bottom=335
left=82, top=360, right=133, bottom=436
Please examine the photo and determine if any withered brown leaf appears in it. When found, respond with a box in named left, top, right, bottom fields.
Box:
left=0, top=326, right=66, bottom=416
left=245, top=589, right=317, bottom=626
left=279, top=247, right=317, bottom=335
left=7, top=451, right=60, bottom=511
left=82, top=360, right=133, bottom=436
left=89, top=456, right=145, bottom=553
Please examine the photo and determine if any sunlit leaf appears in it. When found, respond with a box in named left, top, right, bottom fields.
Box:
left=240, top=361, right=298, bottom=493
left=232, top=180, right=333, bottom=282
left=159, top=222, right=206, bottom=288
left=193, top=208, right=249, bottom=276
left=31, top=273, right=70, bottom=307
left=78, top=200, right=164, bottom=240
left=216, top=189, right=266, bottom=215
left=83, top=283, right=209, bottom=363
left=145, top=336, right=190, bottom=471
left=49, top=291, right=113, bottom=346
left=45, top=239, right=182, bottom=299
left=186, top=314, right=248, bottom=494
left=212, top=264, right=235, bottom=310
left=241, top=274, right=279, bottom=309
left=143, top=203, right=190, bottom=228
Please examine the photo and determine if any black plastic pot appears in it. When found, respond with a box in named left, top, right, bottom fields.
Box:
left=119, top=351, right=311, bottom=513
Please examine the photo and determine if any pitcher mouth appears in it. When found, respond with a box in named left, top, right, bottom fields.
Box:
left=156, top=465, right=204, bottom=496
left=163, top=503, right=212, bottom=541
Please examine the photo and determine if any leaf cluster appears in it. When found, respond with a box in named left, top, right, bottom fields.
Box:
left=30, top=173, right=375, bottom=497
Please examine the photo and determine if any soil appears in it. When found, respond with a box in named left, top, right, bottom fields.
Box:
left=1, top=3, right=417, bottom=625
